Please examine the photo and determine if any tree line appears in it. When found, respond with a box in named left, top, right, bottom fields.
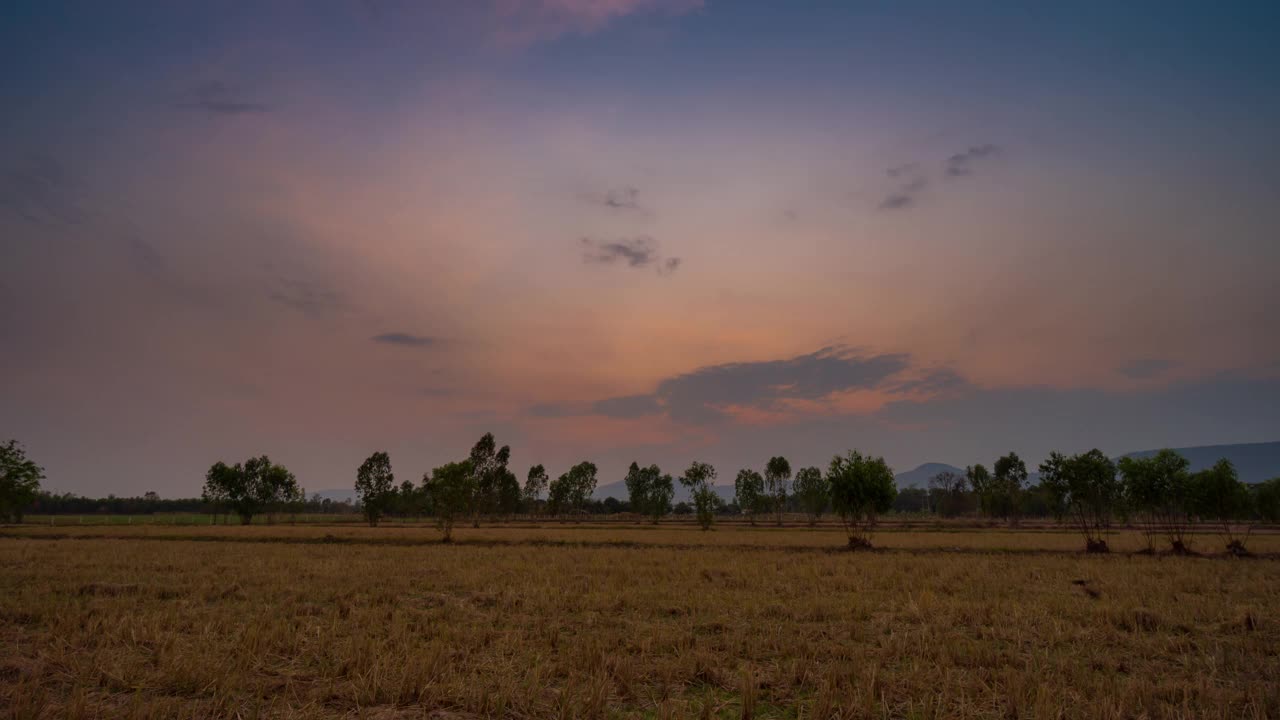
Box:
left=6, top=437, right=1280, bottom=553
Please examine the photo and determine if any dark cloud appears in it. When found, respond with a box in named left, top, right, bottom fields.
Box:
left=527, top=402, right=584, bottom=417
left=372, top=332, right=438, bottom=348
left=584, top=346, right=932, bottom=424
left=879, top=176, right=927, bottom=210
left=592, top=393, right=662, bottom=418
left=584, top=186, right=648, bottom=213
left=885, top=368, right=970, bottom=395
left=174, top=81, right=270, bottom=115
left=581, top=236, right=680, bottom=274
left=1118, top=358, right=1175, bottom=380
left=268, top=276, right=346, bottom=317
left=0, top=155, right=87, bottom=225
left=945, top=144, right=1000, bottom=177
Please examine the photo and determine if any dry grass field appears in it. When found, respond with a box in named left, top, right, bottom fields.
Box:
left=2, top=524, right=1278, bottom=719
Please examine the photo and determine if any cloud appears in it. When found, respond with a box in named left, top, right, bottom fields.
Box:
left=592, top=393, right=662, bottom=418
left=372, top=332, right=439, bottom=348
left=945, top=144, right=1000, bottom=177
left=584, top=185, right=648, bottom=214
left=174, top=81, right=270, bottom=116
left=581, top=236, right=681, bottom=274
left=879, top=176, right=927, bottom=211
left=0, top=155, right=87, bottom=225
left=1118, top=358, right=1176, bottom=380
left=581, top=346, right=953, bottom=424
left=489, top=0, right=704, bottom=46
left=268, top=276, right=346, bottom=317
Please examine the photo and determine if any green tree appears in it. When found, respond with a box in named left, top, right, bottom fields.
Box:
left=1189, top=459, right=1254, bottom=555
left=1256, top=477, right=1280, bottom=524
left=1117, top=449, right=1194, bottom=553
left=827, top=450, right=896, bottom=549
left=680, top=461, right=718, bottom=530
left=496, top=468, right=522, bottom=519
left=524, top=464, right=549, bottom=515
left=467, top=433, right=511, bottom=527
left=792, top=466, right=828, bottom=525
left=354, top=451, right=395, bottom=526
left=424, top=460, right=473, bottom=542
left=0, top=439, right=45, bottom=523
left=733, top=468, right=765, bottom=525
left=764, top=456, right=791, bottom=525
left=203, top=455, right=298, bottom=525
left=966, top=464, right=992, bottom=518
left=625, top=462, right=651, bottom=517
left=648, top=469, right=675, bottom=524
left=1038, top=449, right=1120, bottom=552
left=990, top=452, right=1028, bottom=526
left=927, top=470, right=967, bottom=518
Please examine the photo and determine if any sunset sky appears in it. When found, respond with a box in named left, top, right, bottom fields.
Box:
left=3, top=1, right=1279, bottom=496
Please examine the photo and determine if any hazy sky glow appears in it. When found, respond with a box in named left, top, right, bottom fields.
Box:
left=3, top=1, right=1279, bottom=496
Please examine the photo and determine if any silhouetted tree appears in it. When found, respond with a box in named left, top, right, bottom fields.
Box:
left=1039, top=449, right=1120, bottom=552
left=496, top=468, right=521, bottom=520
left=0, top=439, right=44, bottom=523
left=990, top=452, right=1028, bottom=526
left=764, top=456, right=791, bottom=525
left=467, top=433, right=511, bottom=527
left=1190, top=459, right=1254, bottom=555
left=1256, top=477, right=1280, bottom=524
left=827, top=450, right=895, bottom=549
left=355, top=451, right=395, bottom=526
left=424, top=460, right=472, bottom=542
left=524, top=464, right=548, bottom=515
left=681, top=461, right=718, bottom=530
left=792, top=466, right=828, bottom=525
left=1118, top=449, right=1194, bottom=553
left=549, top=461, right=597, bottom=520
left=927, top=470, right=967, bottom=518
left=203, top=455, right=298, bottom=525
left=648, top=469, right=675, bottom=524
left=966, top=464, right=992, bottom=518
left=733, top=468, right=765, bottom=525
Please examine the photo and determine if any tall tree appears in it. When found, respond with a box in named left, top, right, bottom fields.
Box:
left=1118, top=449, right=1194, bottom=553
left=990, top=453, right=1028, bottom=526
left=562, top=461, right=598, bottom=517
left=423, top=460, right=473, bottom=542
left=524, top=464, right=549, bottom=515
left=966, top=464, right=992, bottom=518
left=733, top=469, right=765, bottom=525
left=1038, top=449, right=1120, bottom=552
left=764, top=456, right=791, bottom=525
left=1256, top=477, right=1280, bottom=525
left=792, top=466, right=828, bottom=526
left=1189, top=459, right=1254, bottom=555
left=827, top=450, right=896, bottom=549
left=625, top=462, right=652, bottom=517
left=927, top=471, right=968, bottom=518
left=496, top=468, right=522, bottom=520
left=467, top=433, right=511, bottom=527
left=354, top=451, right=395, bottom=527
left=648, top=469, right=675, bottom=524
left=680, top=461, right=718, bottom=530
left=0, top=439, right=44, bottom=523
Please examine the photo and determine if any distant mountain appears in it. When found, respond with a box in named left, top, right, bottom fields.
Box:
left=1119, top=441, right=1280, bottom=484
left=894, top=463, right=965, bottom=490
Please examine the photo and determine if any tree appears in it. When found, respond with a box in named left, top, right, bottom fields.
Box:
left=1189, top=459, right=1254, bottom=555
left=680, top=461, right=718, bottom=530
left=1256, top=477, right=1280, bottom=524
left=202, top=456, right=298, bottom=525
left=733, top=468, right=765, bottom=525
left=827, top=450, right=896, bottom=549
left=354, top=451, right=395, bottom=526
left=990, top=453, right=1028, bottom=526
left=1038, top=449, right=1120, bottom=552
left=496, top=468, right=521, bottom=519
left=927, top=471, right=967, bottom=518
left=424, top=460, right=473, bottom=542
left=549, top=461, right=598, bottom=520
left=625, top=462, right=651, bottom=517
left=966, top=464, right=992, bottom=518
left=524, top=464, right=549, bottom=515
left=0, top=440, right=44, bottom=523
left=792, top=466, right=828, bottom=525
left=467, top=433, right=511, bottom=527
left=764, top=456, right=791, bottom=525
left=1118, top=449, right=1194, bottom=553
left=648, top=470, right=675, bottom=524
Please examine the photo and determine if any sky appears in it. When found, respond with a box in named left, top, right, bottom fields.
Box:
left=3, top=0, right=1279, bottom=497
